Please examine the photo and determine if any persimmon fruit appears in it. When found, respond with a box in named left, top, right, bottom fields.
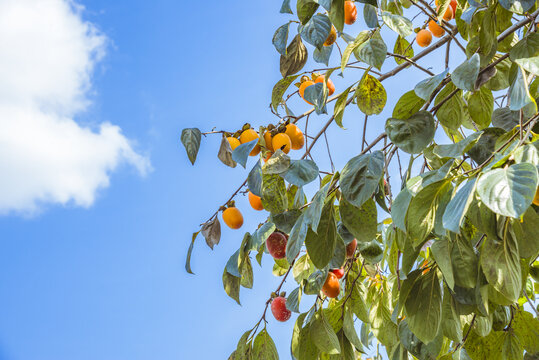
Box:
left=331, top=268, right=345, bottom=279
left=248, top=191, right=264, bottom=211
left=271, top=296, right=291, bottom=322
left=263, top=132, right=274, bottom=152
left=346, top=239, right=357, bottom=259
left=299, top=80, right=315, bottom=104
left=266, top=231, right=288, bottom=259
left=416, top=29, right=432, bottom=47
left=285, top=124, right=305, bottom=150
left=324, top=26, right=337, bottom=46
left=239, top=129, right=261, bottom=156
left=272, top=133, right=292, bottom=154
left=227, top=137, right=241, bottom=151
left=314, top=75, right=335, bottom=96
left=344, top=1, right=357, bottom=25
left=322, top=272, right=340, bottom=298
left=450, top=0, right=457, bottom=13
left=428, top=20, right=445, bottom=37
left=222, top=207, right=243, bottom=229
left=533, top=187, right=539, bottom=206
left=441, top=5, right=453, bottom=21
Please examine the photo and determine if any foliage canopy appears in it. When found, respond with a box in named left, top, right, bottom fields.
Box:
left=181, top=0, right=539, bottom=358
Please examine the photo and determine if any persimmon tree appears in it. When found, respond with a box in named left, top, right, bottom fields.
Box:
left=181, top=0, right=539, bottom=358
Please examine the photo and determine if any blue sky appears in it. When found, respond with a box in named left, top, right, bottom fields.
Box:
left=0, top=1, right=467, bottom=359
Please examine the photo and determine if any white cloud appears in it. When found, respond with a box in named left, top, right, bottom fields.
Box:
left=0, top=0, right=151, bottom=214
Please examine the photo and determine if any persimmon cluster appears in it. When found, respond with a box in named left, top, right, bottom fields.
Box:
left=416, top=0, right=457, bottom=47
left=221, top=123, right=305, bottom=230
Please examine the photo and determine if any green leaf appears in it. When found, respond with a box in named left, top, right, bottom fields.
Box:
left=452, top=234, right=479, bottom=289
left=280, top=0, right=293, bottom=14
left=304, top=83, right=328, bottom=115
left=398, top=320, right=443, bottom=360
left=261, top=173, right=288, bottom=215
left=341, top=31, right=370, bottom=73
left=248, top=222, right=276, bottom=251
left=510, top=33, right=539, bottom=60
left=339, top=198, right=377, bottom=243
left=234, top=329, right=253, bottom=360
left=334, top=85, right=353, bottom=128
left=392, top=188, right=412, bottom=231
left=329, top=234, right=346, bottom=269
left=252, top=329, right=279, bottom=360
left=343, top=307, right=362, bottom=350
left=434, top=132, right=482, bottom=159
left=498, top=0, right=535, bottom=14
left=477, top=163, right=538, bottom=219
left=329, top=0, right=345, bottom=32
left=340, top=151, right=385, bottom=208
left=358, top=240, right=384, bottom=263
left=404, top=270, right=442, bottom=344
left=185, top=231, right=199, bottom=274
left=262, top=150, right=291, bottom=174
left=441, top=290, right=462, bottom=342
left=414, top=69, right=448, bottom=101
left=502, top=330, right=524, bottom=360
left=280, top=35, right=308, bottom=77
left=431, top=238, right=455, bottom=290
left=393, top=36, right=413, bottom=65
left=286, top=213, right=310, bottom=263
left=349, top=282, right=369, bottom=322
left=468, top=87, right=494, bottom=129
left=369, top=286, right=398, bottom=346
left=297, top=0, right=319, bottom=24
left=465, top=330, right=504, bottom=360
left=479, top=8, right=497, bottom=58
left=385, top=110, right=436, bottom=154
left=240, top=256, right=254, bottom=289
left=480, top=226, right=522, bottom=303
left=273, top=23, right=290, bottom=56
left=392, top=90, right=426, bottom=120
left=512, top=310, right=539, bottom=354
left=226, top=249, right=242, bottom=277
left=406, top=180, right=452, bottom=246
left=356, top=72, right=387, bottom=115
left=271, top=209, right=301, bottom=234
left=364, top=4, right=379, bottom=28
left=247, top=161, right=263, bottom=197
left=509, top=66, right=535, bottom=111
left=180, top=128, right=201, bottom=165
left=232, top=139, right=258, bottom=168
left=271, top=74, right=300, bottom=111
left=443, top=178, right=477, bottom=234
left=512, top=207, right=539, bottom=258
left=491, top=107, right=520, bottom=131
left=223, top=268, right=241, bottom=305
left=299, top=13, right=332, bottom=50
left=286, top=287, right=302, bottom=313
left=305, top=182, right=331, bottom=232
left=310, top=311, right=341, bottom=355
left=304, top=268, right=329, bottom=295
left=313, top=44, right=333, bottom=65
left=467, top=128, right=506, bottom=164
left=305, top=199, right=337, bottom=269
left=452, top=54, right=480, bottom=91
left=357, top=37, right=387, bottom=70
left=434, top=83, right=465, bottom=131
left=382, top=11, right=413, bottom=37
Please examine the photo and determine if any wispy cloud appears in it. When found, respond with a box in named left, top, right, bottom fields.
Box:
left=0, top=0, right=151, bottom=214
